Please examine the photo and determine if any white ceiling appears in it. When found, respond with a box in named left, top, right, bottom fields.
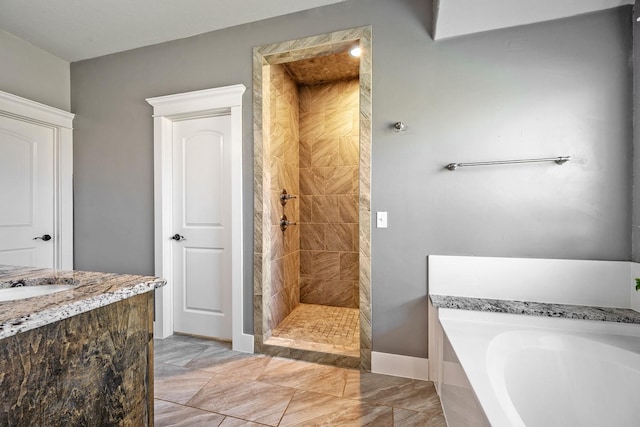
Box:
left=0, top=0, right=634, bottom=62
left=434, top=0, right=634, bottom=40
left=0, top=0, right=350, bottom=62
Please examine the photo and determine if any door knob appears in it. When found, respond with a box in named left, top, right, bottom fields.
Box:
left=34, top=234, right=52, bottom=241
left=170, top=234, right=186, bottom=241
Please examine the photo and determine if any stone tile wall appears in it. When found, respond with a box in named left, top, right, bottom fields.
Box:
left=298, top=79, right=360, bottom=308
left=268, top=64, right=300, bottom=330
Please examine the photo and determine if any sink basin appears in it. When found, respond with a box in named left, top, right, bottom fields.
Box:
left=0, top=285, right=76, bottom=302
left=0, top=277, right=78, bottom=302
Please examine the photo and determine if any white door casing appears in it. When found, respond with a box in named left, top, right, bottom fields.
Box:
left=0, top=91, right=74, bottom=270
left=147, top=84, right=252, bottom=352
left=172, top=115, right=232, bottom=339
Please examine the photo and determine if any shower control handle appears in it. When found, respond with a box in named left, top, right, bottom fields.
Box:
left=280, top=188, right=297, bottom=206
left=280, top=215, right=297, bottom=232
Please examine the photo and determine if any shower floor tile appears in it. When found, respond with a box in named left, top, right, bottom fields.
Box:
left=266, top=303, right=359, bottom=357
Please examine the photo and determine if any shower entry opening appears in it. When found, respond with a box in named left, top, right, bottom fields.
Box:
left=253, top=27, right=372, bottom=370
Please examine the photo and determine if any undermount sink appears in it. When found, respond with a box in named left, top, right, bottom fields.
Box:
left=0, top=277, right=78, bottom=302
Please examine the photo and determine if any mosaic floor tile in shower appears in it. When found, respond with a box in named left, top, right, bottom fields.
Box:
left=266, top=303, right=359, bottom=357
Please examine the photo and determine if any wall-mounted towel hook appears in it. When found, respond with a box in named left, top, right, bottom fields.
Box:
left=392, top=122, right=407, bottom=132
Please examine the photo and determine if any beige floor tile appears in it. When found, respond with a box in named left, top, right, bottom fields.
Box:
left=279, top=389, right=392, bottom=426
left=154, top=335, right=448, bottom=426
left=154, top=363, right=216, bottom=404
left=344, top=371, right=444, bottom=415
left=258, top=357, right=350, bottom=397
left=186, top=374, right=295, bottom=426
left=393, top=408, right=447, bottom=426
left=154, top=334, right=230, bottom=366
left=186, top=346, right=272, bottom=380
left=154, top=399, right=225, bottom=426
left=154, top=339, right=208, bottom=367
left=219, top=416, right=270, bottom=426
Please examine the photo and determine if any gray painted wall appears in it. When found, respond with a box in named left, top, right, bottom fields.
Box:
left=634, top=1, right=640, bottom=263
left=0, top=29, right=70, bottom=111
left=71, top=0, right=632, bottom=358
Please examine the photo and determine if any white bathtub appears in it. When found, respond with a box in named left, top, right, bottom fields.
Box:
left=438, top=309, right=640, bottom=427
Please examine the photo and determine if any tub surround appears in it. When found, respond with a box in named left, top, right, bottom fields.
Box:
left=428, top=255, right=640, bottom=309
left=430, top=294, right=640, bottom=325
left=428, top=255, right=640, bottom=427
left=436, top=308, right=640, bottom=427
left=0, top=265, right=165, bottom=426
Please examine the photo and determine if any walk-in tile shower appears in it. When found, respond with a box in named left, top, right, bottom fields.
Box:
left=253, top=27, right=372, bottom=369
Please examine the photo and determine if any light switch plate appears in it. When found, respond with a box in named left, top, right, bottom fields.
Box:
left=377, top=211, right=388, bottom=228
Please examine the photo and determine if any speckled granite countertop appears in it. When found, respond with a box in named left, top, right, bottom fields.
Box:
left=430, top=294, right=640, bottom=325
left=0, top=265, right=166, bottom=340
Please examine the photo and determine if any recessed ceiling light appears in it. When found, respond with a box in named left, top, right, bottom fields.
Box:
left=349, top=46, right=362, bottom=57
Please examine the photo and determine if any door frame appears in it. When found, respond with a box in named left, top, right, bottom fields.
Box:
left=147, top=84, right=252, bottom=353
left=0, top=90, right=74, bottom=270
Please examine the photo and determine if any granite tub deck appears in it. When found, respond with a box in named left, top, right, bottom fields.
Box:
left=430, top=294, right=640, bottom=324
left=0, top=265, right=166, bottom=426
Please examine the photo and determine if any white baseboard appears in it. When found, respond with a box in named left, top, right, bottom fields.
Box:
left=233, top=333, right=254, bottom=353
left=371, top=351, right=429, bottom=381
left=153, top=322, right=171, bottom=339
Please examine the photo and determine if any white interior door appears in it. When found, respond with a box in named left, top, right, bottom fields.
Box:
left=0, top=115, right=55, bottom=268
left=172, top=115, right=232, bottom=340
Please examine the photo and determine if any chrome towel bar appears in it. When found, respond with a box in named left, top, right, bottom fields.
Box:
left=446, top=156, right=570, bottom=171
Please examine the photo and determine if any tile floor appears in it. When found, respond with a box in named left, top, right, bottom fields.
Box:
left=154, top=334, right=447, bottom=426
left=266, top=304, right=360, bottom=357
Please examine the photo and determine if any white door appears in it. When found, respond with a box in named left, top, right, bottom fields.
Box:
left=0, top=115, right=55, bottom=268
left=171, top=115, right=232, bottom=340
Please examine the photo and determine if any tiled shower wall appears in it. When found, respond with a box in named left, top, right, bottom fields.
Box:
left=299, top=79, right=360, bottom=308
left=269, top=64, right=300, bottom=330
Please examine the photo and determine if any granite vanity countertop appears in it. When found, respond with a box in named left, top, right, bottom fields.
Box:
left=0, top=265, right=166, bottom=340
left=430, top=294, right=640, bottom=325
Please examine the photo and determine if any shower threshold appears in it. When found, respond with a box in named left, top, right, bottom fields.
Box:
left=265, top=303, right=359, bottom=359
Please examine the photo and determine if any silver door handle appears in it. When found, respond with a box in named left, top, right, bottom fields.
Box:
left=170, top=234, right=186, bottom=241
left=34, top=234, right=52, bottom=241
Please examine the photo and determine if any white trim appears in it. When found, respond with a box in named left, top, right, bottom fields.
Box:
left=146, top=85, right=246, bottom=118
left=0, top=91, right=74, bottom=129
left=371, top=351, right=430, bottom=381
left=0, top=90, right=74, bottom=270
left=428, top=298, right=443, bottom=390
left=631, top=263, right=640, bottom=312
left=238, top=332, right=255, bottom=353
left=229, top=104, right=249, bottom=352
left=147, top=84, right=252, bottom=353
